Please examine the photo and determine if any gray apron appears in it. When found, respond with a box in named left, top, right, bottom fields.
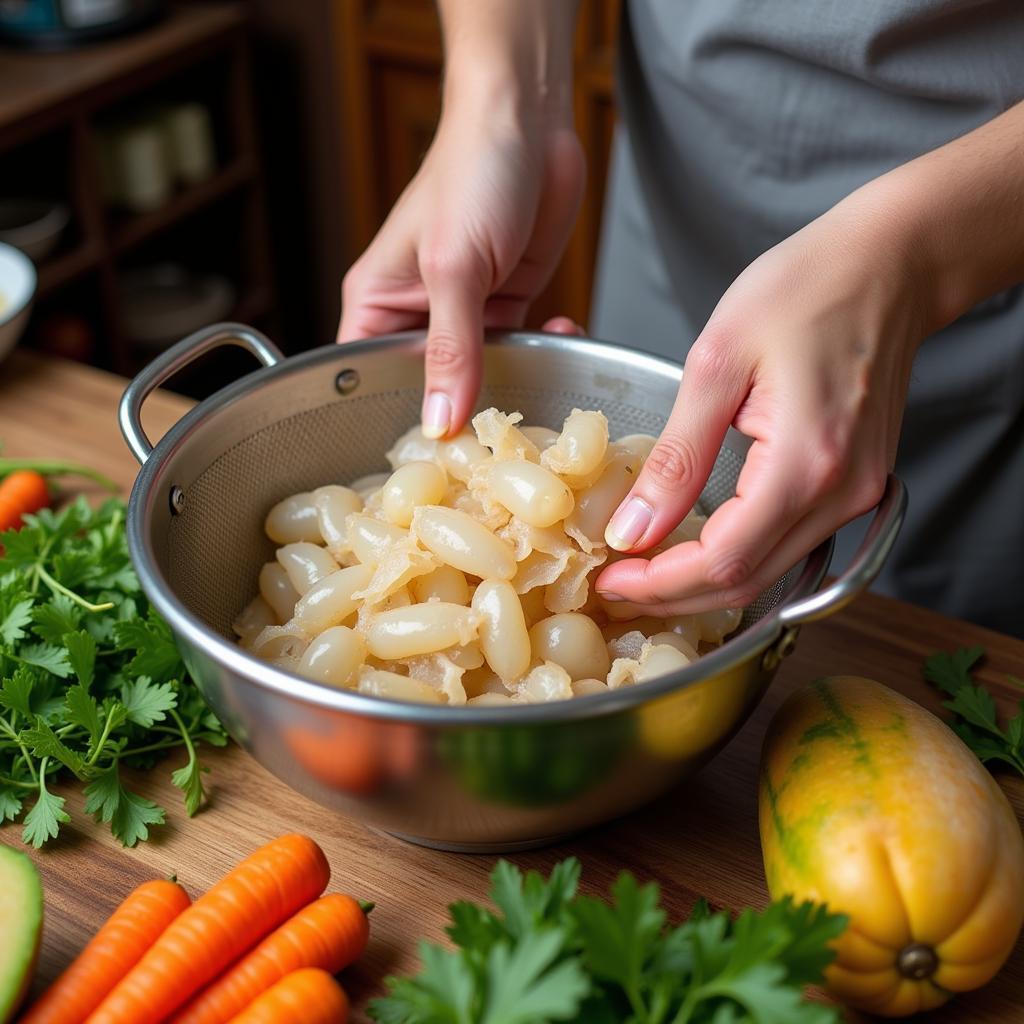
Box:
left=591, top=0, right=1024, bottom=636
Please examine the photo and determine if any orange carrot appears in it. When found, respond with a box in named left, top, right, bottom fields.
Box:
left=224, top=969, right=348, bottom=1024
left=168, top=894, right=369, bottom=1024
left=19, top=879, right=191, bottom=1024
left=0, top=469, right=49, bottom=532
left=85, top=835, right=330, bottom=1024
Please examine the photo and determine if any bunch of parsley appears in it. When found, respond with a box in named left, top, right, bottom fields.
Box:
left=925, top=646, right=1024, bottom=776
left=370, top=858, right=846, bottom=1024
left=0, top=496, right=227, bottom=848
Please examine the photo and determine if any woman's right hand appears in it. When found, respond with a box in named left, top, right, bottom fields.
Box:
left=337, top=92, right=585, bottom=440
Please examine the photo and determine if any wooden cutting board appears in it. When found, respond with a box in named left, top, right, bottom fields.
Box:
left=2, top=350, right=1023, bottom=1023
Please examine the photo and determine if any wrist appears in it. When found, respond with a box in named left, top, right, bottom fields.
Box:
left=442, top=53, right=574, bottom=135
left=829, top=174, right=946, bottom=340
left=438, top=2, right=577, bottom=133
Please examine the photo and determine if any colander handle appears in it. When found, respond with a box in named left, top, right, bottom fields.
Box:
left=119, top=322, right=284, bottom=465
left=776, top=474, right=907, bottom=626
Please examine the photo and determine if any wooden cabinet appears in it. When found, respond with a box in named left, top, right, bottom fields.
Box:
left=333, top=0, right=620, bottom=327
left=0, top=3, right=276, bottom=378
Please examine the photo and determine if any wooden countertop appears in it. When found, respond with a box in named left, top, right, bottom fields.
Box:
left=1, top=349, right=1022, bottom=1023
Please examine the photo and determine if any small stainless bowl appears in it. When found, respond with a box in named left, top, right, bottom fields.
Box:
left=120, top=323, right=904, bottom=851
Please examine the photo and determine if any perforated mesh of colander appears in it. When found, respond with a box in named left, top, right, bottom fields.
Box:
left=167, top=384, right=802, bottom=638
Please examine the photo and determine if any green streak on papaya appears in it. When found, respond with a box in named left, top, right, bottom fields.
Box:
left=763, top=771, right=808, bottom=874
left=882, top=713, right=908, bottom=734
left=798, top=719, right=843, bottom=745
left=812, top=678, right=875, bottom=773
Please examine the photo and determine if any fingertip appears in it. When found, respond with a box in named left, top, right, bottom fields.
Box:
left=421, top=391, right=452, bottom=440
left=604, top=496, right=654, bottom=552
left=542, top=316, right=586, bottom=336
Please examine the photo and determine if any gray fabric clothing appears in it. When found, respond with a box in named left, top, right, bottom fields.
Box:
left=591, top=0, right=1024, bottom=635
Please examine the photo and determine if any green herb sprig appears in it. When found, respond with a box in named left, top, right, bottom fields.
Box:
left=369, top=858, right=846, bottom=1024
left=0, top=496, right=227, bottom=848
left=924, top=646, right=1024, bottom=776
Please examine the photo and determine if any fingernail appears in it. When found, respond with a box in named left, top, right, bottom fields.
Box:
left=597, top=590, right=625, bottom=602
left=422, top=392, right=451, bottom=439
left=605, top=497, right=653, bottom=551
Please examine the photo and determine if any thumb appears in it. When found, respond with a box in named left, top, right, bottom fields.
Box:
left=604, top=342, right=745, bottom=552
left=420, top=256, right=487, bottom=439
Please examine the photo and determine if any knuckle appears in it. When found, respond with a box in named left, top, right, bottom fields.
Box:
left=644, top=432, right=701, bottom=489
left=705, top=549, right=753, bottom=591
left=685, top=331, right=735, bottom=383
left=425, top=331, right=469, bottom=375
left=848, top=470, right=888, bottom=516
left=804, top=450, right=846, bottom=500
left=419, top=244, right=477, bottom=285
left=341, top=266, right=363, bottom=306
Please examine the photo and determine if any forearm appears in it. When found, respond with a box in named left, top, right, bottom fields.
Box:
left=437, top=0, right=579, bottom=129
left=857, top=100, right=1024, bottom=333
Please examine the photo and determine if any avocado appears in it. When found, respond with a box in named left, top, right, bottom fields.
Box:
left=0, top=844, right=43, bottom=1023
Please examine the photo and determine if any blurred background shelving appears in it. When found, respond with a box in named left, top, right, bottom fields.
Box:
left=0, top=0, right=620, bottom=396
left=0, top=1, right=275, bottom=390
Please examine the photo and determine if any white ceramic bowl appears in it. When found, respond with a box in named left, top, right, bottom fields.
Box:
left=0, top=242, right=37, bottom=363
left=0, top=200, right=69, bottom=263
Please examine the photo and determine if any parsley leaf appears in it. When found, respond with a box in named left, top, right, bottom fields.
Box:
left=924, top=646, right=985, bottom=696
left=0, top=787, right=23, bottom=823
left=924, top=647, right=1024, bottom=777
left=0, top=594, right=34, bottom=646
left=170, top=724, right=209, bottom=818
left=22, top=719, right=88, bottom=778
left=64, top=683, right=104, bottom=751
left=369, top=860, right=845, bottom=1024
left=120, top=677, right=177, bottom=728
left=0, top=490, right=228, bottom=846
left=32, top=595, right=82, bottom=644
left=483, top=929, right=588, bottom=1024
left=63, top=630, right=97, bottom=688
left=83, top=763, right=165, bottom=847
left=0, top=666, right=36, bottom=719
left=22, top=779, right=70, bottom=848
left=19, top=643, right=72, bottom=677
left=114, top=611, right=182, bottom=684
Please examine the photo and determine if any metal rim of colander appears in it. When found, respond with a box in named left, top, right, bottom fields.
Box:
left=127, top=331, right=833, bottom=725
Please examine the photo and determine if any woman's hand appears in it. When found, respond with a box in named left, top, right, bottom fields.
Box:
left=595, top=187, right=929, bottom=615
left=338, top=87, right=584, bottom=440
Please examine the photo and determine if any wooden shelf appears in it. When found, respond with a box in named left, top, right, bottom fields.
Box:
left=0, top=4, right=246, bottom=142
left=0, top=1, right=277, bottom=376
left=36, top=242, right=102, bottom=296
left=110, top=156, right=253, bottom=254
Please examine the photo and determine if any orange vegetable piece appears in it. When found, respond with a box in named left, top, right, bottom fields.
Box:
left=168, top=894, right=369, bottom=1024
left=224, top=969, right=348, bottom=1024
left=0, top=470, right=49, bottom=532
left=85, top=835, right=330, bottom=1024
left=19, top=879, right=190, bottom=1024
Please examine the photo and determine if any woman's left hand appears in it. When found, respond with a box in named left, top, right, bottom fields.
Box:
left=586, top=189, right=930, bottom=614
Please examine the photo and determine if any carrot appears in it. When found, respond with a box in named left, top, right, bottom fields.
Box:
left=85, top=835, right=331, bottom=1024
left=19, top=879, right=191, bottom=1024
left=224, top=969, right=348, bottom=1024
left=0, top=458, right=118, bottom=491
left=0, top=470, right=50, bottom=532
left=168, top=894, right=369, bottom=1024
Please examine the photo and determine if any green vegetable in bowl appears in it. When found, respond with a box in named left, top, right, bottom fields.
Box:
left=369, top=857, right=847, bottom=1024
left=0, top=496, right=227, bottom=848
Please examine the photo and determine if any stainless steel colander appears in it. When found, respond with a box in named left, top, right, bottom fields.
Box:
left=120, top=323, right=905, bottom=851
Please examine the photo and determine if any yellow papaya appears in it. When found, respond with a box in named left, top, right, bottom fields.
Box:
left=759, top=675, right=1024, bottom=1017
